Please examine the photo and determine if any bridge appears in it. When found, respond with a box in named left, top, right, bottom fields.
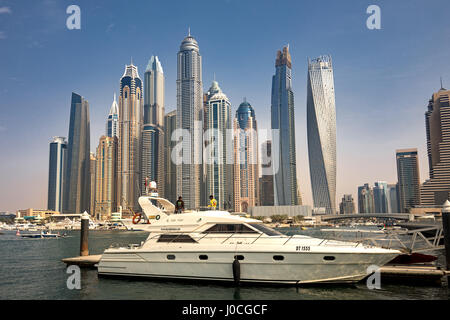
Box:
left=320, top=213, right=412, bottom=222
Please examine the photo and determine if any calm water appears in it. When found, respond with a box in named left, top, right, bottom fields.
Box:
left=0, top=229, right=449, bottom=300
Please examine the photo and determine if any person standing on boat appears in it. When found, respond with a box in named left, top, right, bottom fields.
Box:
left=175, top=196, right=185, bottom=214
left=208, top=195, right=217, bottom=210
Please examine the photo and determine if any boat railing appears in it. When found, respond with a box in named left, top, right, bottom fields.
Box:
left=316, top=226, right=444, bottom=253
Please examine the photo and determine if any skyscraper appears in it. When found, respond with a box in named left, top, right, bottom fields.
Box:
left=63, top=92, right=91, bottom=214
left=233, top=100, right=259, bottom=212
left=307, top=55, right=337, bottom=214
left=421, top=87, right=450, bottom=205
left=117, top=63, right=143, bottom=213
left=358, top=183, right=374, bottom=213
left=176, top=30, right=203, bottom=209
left=164, top=110, right=177, bottom=203
left=107, top=94, right=119, bottom=138
left=271, top=46, right=299, bottom=206
left=89, top=153, right=96, bottom=216
left=204, top=81, right=233, bottom=210
left=387, top=183, right=399, bottom=213
left=396, top=148, right=421, bottom=212
left=373, top=181, right=388, bottom=213
left=47, top=136, right=67, bottom=212
left=142, top=56, right=165, bottom=196
left=95, top=135, right=117, bottom=220
left=260, top=140, right=274, bottom=206
left=339, top=194, right=355, bottom=214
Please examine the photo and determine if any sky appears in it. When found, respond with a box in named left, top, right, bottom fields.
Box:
left=1, top=0, right=450, bottom=212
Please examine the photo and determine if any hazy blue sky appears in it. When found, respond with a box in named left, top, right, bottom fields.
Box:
left=1, top=0, right=450, bottom=212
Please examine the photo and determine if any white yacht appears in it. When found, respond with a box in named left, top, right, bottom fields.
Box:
left=98, top=196, right=400, bottom=285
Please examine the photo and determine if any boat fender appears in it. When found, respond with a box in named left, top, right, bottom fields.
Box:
left=132, top=213, right=142, bottom=224
left=232, top=256, right=240, bottom=285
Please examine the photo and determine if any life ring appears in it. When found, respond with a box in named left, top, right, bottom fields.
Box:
left=132, top=213, right=142, bottom=224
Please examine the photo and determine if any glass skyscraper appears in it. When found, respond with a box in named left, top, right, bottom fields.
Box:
left=47, top=136, right=67, bottom=212
left=373, top=181, right=388, bottom=213
left=63, top=92, right=91, bottom=214
left=142, top=56, right=165, bottom=196
left=396, top=148, right=421, bottom=212
left=107, top=94, right=119, bottom=138
left=358, top=183, right=375, bottom=213
left=176, top=31, right=203, bottom=209
left=271, top=46, right=299, bottom=206
left=204, top=81, right=233, bottom=210
left=307, top=55, right=337, bottom=214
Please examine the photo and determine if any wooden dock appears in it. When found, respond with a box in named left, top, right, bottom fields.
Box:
left=61, top=254, right=102, bottom=268
left=380, top=264, right=450, bottom=286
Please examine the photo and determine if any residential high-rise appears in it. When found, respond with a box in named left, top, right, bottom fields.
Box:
left=339, top=194, right=355, bottom=214
left=142, top=56, right=165, bottom=196
left=47, top=137, right=67, bottom=212
left=421, top=87, right=450, bottom=205
left=358, top=183, right=374, bottom=213
left=107, top=94, right=119, bottom=138
left=396, top=148, right=421, bottom=212
left=307, top=55, right=337, bottom=214
left=117, top=63, right=143, bottom=213
left=63, top=92, right=91, bottom=214
left=95, top=136, right=117, bottom=220
left=204, top=81, right=233, bottom=210
left=176, top=30, right=203, bottom=209
left=233, top=100, right=259, bottom=212
left=164, top=110, right=177, bottom=203
left=271, top=46, right=299, bottom=206
left=260, top=140, right=274, bottom=206
left=387, top=183, right=399, bottom=213
left=89, top=153, right=96, bottom=216
left=373, top=181, right=388, bottom=213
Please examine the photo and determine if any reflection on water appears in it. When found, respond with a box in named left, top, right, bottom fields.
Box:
left=0, top=229, right=448, bottom=300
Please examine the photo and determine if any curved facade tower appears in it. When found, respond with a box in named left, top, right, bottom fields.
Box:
left=233, top=100, right=259, bottom=212
left=142, top=56, right=165, bottom=196
left=176, top=31, right=203, bottom=209
left=204, top=81, right=233, bottom=210
left=117, top=63, right=143, bottom=213
left=48, top=136, right=67, bottom=212
left=271, top=46, right=299, bottom=205
left=307, top=55, right=337, bottom=214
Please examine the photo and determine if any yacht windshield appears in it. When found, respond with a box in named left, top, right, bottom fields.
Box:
left=249, top=223, right=284, bottom=236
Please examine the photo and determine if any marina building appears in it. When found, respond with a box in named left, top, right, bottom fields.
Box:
left=373, top=181, right=388, bottom=213
left=358, top=183, right=375, bottom=213
left=271, top=45, right=299, bottom=206
left=117, top=63, right=143, bottom=214
left=47, top=136, right=67, bottom=213
left=95, top=136, right=117, bottom=220
left=260, top=140, right=275, bottom=206
left=63, top=92, right=91, bottom=214
left=421, top=87, right=450, bottom=206
left=339, top=194, right=355, bottom=214
left=204, top=80, right=233, bottom=210
left=176, top=30, right=203, bottom=209
left=142, top=56, right=165, bottom=197
left=233, top=100, right=259, bottom=212
left=107, top=94, right=119, bottom=138
left=307, top=55, right=337, bottom=214
left=396, top=149, right=421, bottom=212
left=164, top=110, right=177, bottom=203
left=387, top=183, right=400, bottom=213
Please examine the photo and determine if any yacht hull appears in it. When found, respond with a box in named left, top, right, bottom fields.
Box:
left=98, top=250, right=397, bottom=285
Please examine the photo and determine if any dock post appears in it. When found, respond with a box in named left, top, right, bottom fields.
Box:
left=80, top=211, right=89, bottom=256
left=442, top=200, right=450, bottom=271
